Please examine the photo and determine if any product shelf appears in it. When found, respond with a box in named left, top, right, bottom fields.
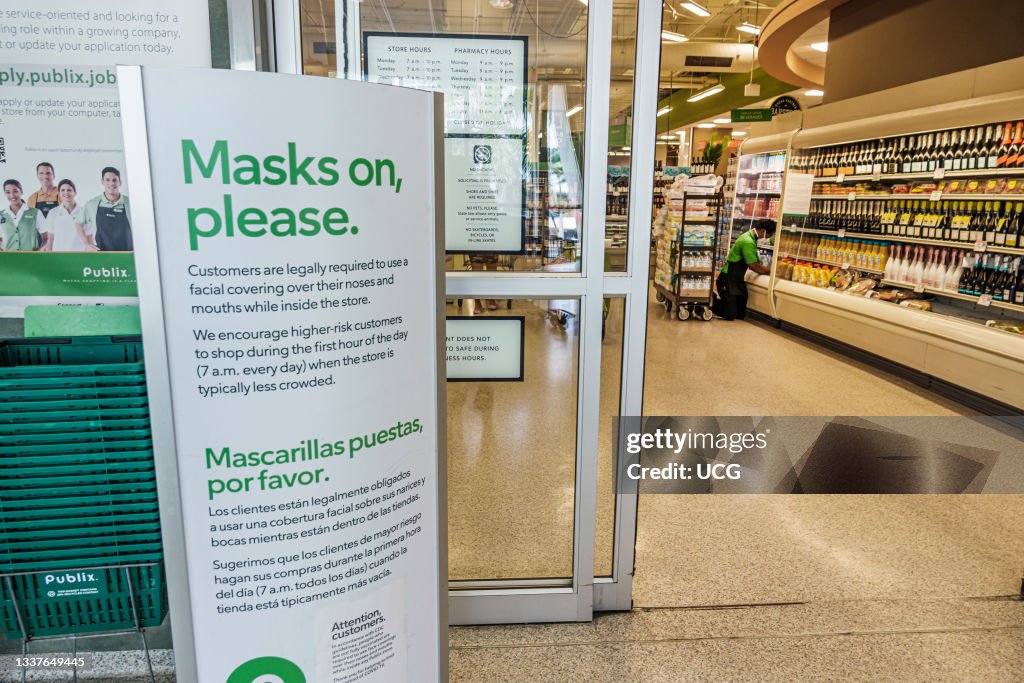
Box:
left=810, top=193, right=1024, bottom=201
left=784, top=226, right=1024, bottom=255
left=880, top=279, right=1024, bottom=313
left=812, top=168, right=1024, bottom=183
left=779, top=254, right=884, bottom=275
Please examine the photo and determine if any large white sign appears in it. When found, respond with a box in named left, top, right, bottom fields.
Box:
left=0, top=0, right=210, bottom=316
left=446, top=316, right=524, bottom=381
left=364, top=33, right=526, bottom=254
left=120, top=67, right=445, bottom=683
left=781, top=171, right=815, bottom=217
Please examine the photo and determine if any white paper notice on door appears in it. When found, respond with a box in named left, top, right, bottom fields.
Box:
left=443, top=137, right=524, bottom=252
left=446, top=316, right=524, bottom=381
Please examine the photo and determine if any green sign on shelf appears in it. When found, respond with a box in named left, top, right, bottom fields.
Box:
left=731, top=108, right=772, bottom=123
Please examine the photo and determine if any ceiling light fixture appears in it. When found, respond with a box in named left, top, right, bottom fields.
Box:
left=713, top=118, right=731, bottom=125
left=811, top=41, right=828, bottom=52
left=661, top=31, right=689, bottom=43
left=805, top=89, right=824, bottom=97
left=679, top=1, right=711, bottom=17
left=697, top=123, right=716, bottom=129
left=686, top=83, right=725, bottom=102
left=733, top=131, right=747, bottom=136
left=489, top=0, right=514, bottom=8
left=736, top=22, right=761, bottom=35
left=566, top=105, right=583, bottom=117
left=659, top=135, right=675, bottom=140
left=656, top=106, right=672, bottom=117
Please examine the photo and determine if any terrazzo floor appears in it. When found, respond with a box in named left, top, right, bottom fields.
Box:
left=446, top=290, right=1024, bottom=681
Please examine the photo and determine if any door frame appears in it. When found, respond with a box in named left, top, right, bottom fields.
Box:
left=269, top=0, right=615, bottom=624
left=593, top=0, right=661, bottom=612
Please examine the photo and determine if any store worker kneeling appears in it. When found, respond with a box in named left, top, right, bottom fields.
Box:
left=713, top=218, right=775, bottom=320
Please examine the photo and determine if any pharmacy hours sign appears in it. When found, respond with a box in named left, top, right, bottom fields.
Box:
left=120, top=67, right=446, bottom=683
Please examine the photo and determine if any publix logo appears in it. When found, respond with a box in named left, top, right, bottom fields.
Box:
left=44, top=571, right=98, bottom=585
left=82, top=266, right=131, bottom=279
left=227, top=657, right=305, bottom=683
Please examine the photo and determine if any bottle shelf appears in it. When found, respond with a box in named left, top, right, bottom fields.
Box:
left=811, top=168, right=1024, bottom=183
left=810, top=193, right=1024, bottom=201
left=733, top=215, right=775, bottom=222
left=880, top=279, right=1024, bottom=313
left=736, top=191, right=782, bottom=197
left=783, top=225, right=1024, bottom=255
left=780, top=253, right=884, bottom=275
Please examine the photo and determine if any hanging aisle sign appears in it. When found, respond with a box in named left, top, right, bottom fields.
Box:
left=363, top=32, right=527, bottom=254
left=0, top=0, right=210, bottom=317
left=120, top=67, right=446, bottom=683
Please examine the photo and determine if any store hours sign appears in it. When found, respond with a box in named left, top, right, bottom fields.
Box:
left=364, top=33, right=527, bottom=254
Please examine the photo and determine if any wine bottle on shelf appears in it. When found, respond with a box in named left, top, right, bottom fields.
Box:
left=907, top=136, right=920, bottom=173
left=963, top=128, right=977, bottom=171
left=922, top=202, right=935, bottom=240
left=1007, top=121, right=1024, bottom=168
left=984, top=201, right=997, bottom=244
left=965, top=202, right=979, bottom=243
left=971, top=126, right=987, bottom=169
left=940, top=130, right=954, bottom=170
left=997, top=122, right=1016, bottom=167
left=1015, top=262, right=1024, bottom=306
left=1007, top=202, right=1023, bottom=249
left=906, top=200, right=919, bottom=238
left=984, top=124, right=1001, bottom=169
left=1005, top=257, right=1021, bottom=304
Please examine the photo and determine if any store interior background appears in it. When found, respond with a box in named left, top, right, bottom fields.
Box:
left=2, top=0, right=1023, bottom=679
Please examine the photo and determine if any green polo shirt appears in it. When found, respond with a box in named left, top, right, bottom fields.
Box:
left=722, top=229, right=760, bottom=274
left=78, top=193, right=131, bottom=228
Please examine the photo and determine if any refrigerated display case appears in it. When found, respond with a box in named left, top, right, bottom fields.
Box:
left=744, top=88, right=1024, bottom=411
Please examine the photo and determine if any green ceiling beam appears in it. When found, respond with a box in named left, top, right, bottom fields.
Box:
left=658, top=68, right=797, bottom=131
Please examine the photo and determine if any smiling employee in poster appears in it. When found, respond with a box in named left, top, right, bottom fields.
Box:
left=1, top=179, right=51, bottom=251
left=27, top=162, right=60, bottom=218
left=79, top=166, right=133, bottom=251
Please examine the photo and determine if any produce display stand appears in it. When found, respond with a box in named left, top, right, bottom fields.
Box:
left=654, top=189, right=724, bottom=321
left=0, top=336, right=164, bottom=683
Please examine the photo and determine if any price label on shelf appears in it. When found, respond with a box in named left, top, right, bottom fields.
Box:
left=913, top=284, right=926, bottom=293
left=871, top=172, right=881, bottom=182
left=978, top=294, right=993, bottom=307
left=973, top=239, right=988, bottom=253
left=929, top=190, right=942, bottom=202
left=841, top=262, right=850, bottom=270
left=866, top=291, right=875, bottom=299
left=847, top=191, right=856, bottom=201
left=837, top=229, right=846, bottom=239
left=933, top=167, right=946, bottom=180
left=836, top=173, right=846, bottom=183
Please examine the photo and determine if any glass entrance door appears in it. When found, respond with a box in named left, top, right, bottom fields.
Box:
left=271, top=0, right=654, bottom=624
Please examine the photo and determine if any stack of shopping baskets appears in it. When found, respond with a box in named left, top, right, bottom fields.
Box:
left=0, top=336, right=167, bottom=640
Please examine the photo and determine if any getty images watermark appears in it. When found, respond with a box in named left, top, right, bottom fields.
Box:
left=615, top=416, right=1024, bottom=494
